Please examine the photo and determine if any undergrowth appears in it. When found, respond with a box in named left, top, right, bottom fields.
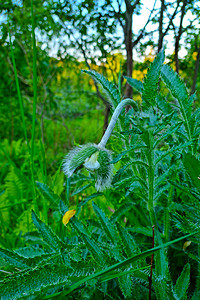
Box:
left=0, top=48, right=200, bottom=299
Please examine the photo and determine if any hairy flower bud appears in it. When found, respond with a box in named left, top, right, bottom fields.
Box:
left=63, top=144, right=113, bottom=191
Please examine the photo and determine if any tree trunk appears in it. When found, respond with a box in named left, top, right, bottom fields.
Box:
left=174, top=0, right=187, bottom=73
left=158, top=0, right=165, bottom=52
left=124, top=0, right=134, bottom=99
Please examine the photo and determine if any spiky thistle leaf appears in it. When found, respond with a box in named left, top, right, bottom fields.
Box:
left=32, top=211, right=64, bottom=250
left=124, top=76, right=143, bottom=94
left=36, top=181, right=61, bottom=205
left=0, top=264, right=72, bottom=300
left=183, top=153, right=200, bottom=190
left=92, top=202, right=118, bottom=245
left=82, top=69, right=121, bottom=108
left=175, top=263, right=190, bottom=299
left=142, top=50, right=165, bottom=108
left=0, top=247, right=31, bottom=269
left=161, top=64, right=189, bottom=111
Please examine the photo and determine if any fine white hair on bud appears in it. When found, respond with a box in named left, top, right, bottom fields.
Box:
left=63, top=99, right=137, bottom=191
left=62, top=144, right=113, bottom=191
left=62, top=143, right=98, bottom=177
left=95, top=149, right=113, bottom=191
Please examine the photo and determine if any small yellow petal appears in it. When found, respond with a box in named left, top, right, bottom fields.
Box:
left=183, top=241, right=192, bottom=251
left=62, top=210, right=76, bottom=225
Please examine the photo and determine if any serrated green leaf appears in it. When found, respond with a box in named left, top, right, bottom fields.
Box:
left=175, top=263, right=190, bottom=299
left=153, top=120, right=183, bottom=149
left=36, top=181, right=61, bottom=205
left=183, top=153, right=200, bottom=190
left=82, top=69, right=121, bottom=107
left=161, top=64, right=189, bottom=110
left=57, top=231, right=197, bottom=297
left=116, top=223, right=137, bottom=257
left=59, top=199, right=68, bottom=215
left=118, top=273, right=132, bottom=298
left=110, top=202, right=133, bottom=223
left=155, top=142, right=193, bottom=165
left=110, top=149, right=132, bottom=164
left=142, top=50, right=165, bottom=108
left=32, top=211, right=63, bottom=250
left=92, top=202, right=118, bottom=245
left=124, top=76, right=143, bottom=94
left=78, top=192, right=103, bottom=208
left=70, top=217, right=104, bottom=265
left=0, top=247, right=30, bottom=269
left=0, top=264, right=71, bottom=300
left=71, top=183, right=91, bottom=196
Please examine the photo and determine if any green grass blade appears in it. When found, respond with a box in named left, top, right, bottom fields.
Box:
left=30, top=0, right=39, bottom=213
left=8, top=27, right=29, bottom=152
left=31, top=0, right=38, bottom=161
left=99, top=265, right=150, bottom=282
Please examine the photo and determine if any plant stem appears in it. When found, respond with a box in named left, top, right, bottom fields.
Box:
left=164, top=184, right=173, bottom=241
left=147, top=130, right=156, bottom=226
left=149, top=225, right=155, bottom=300
left=31, top=0, right=39, bottom=213
left=98, top=98, right=136, bottom=148
left=8, top=23, right=38, bottom=212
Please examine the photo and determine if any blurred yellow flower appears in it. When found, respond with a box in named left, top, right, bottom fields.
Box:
left=62, top=210, right=76, bottom=225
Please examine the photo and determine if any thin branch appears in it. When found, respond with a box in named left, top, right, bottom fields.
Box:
left=133, top=0, right=157, bottom=48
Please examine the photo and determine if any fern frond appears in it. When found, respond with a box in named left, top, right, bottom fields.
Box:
left=5, top=166, right=24, bottom=200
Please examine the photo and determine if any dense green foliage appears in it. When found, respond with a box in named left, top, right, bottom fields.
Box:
left=0, top=49, right=200, bottom=299
left=0, top=1, right=200, bottom=299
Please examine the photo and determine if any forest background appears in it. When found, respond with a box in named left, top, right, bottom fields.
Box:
left=0, top=0, right=200, bottom=298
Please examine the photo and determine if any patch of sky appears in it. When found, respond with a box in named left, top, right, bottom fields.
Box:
left=12, top=0, right=23, bottom=7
